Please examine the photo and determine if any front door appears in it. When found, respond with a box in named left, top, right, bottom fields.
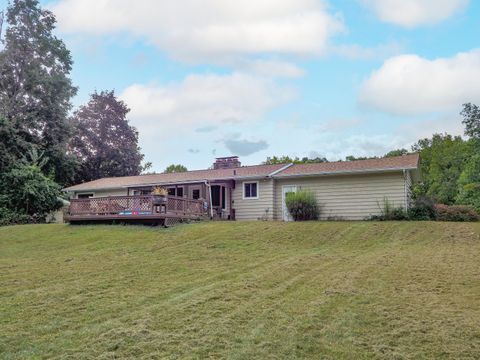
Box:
left=282, top=185, right=298, bottom=221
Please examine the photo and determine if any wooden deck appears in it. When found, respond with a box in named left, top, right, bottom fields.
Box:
left=65, top=195, right=208, bottom=226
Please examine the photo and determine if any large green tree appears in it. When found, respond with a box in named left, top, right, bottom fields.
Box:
left=456, top=103, right=480, bottom=211
left=0, top=116, right=33, bottom=174
left=0, top=0, right=77, bottom=184
left=69, top=91, right=149, bottom=183
left=412, top=134, right=472, bottom=204
left=461, top=103, right=480, bottom=141
left=456, top=154, right=480, bottom=211
left=0, top=151, right=61, bottom=218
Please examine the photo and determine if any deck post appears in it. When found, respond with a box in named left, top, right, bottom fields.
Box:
left=206, top=181, right=214, bottom=219
left=219, top=186, right=223, bottom=219
left=229, top=186, right=233, bottom=220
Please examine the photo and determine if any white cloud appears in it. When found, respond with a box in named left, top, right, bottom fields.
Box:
left=316, top=118, right=363, bottom=132
left=308, top=150, right=327, bottom=159
left=332, top=41, right=404, bottom=60
left=359, top=50, right=480, bottom=115
left=224, top=138, right=269, bottom=156
left=237, top=59, right=305, bottom=78
left=49, top=0, right=344, bottom=62
left=361, top=0, right=468, bottom=27
left=120, top=72, right=295, bottom=133
left=318, top=134, right=407, bottom=160
left=118, top=72, right=294, bottom=170
left=396, top=112, right=465, bottom=141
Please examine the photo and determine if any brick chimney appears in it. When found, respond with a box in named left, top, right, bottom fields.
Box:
left=213, top=156, right=241, bottom=169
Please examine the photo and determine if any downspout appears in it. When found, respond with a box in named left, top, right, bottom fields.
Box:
left=403, top=169, right=408, bottom=210
left=203, top=180, right=214, bottom=218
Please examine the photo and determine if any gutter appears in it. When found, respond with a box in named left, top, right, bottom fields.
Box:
left=62, top=186, right=123, bottom=193
left=272, top=166, right=419, bottom=179
left=63, top=164, right=418, bottom=193
left=64, top=175, right=277, bottom=193
left=124, top=176, right=268, bottom=188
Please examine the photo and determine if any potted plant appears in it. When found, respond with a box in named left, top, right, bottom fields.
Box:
left=152, top=186, right=168, bottom=205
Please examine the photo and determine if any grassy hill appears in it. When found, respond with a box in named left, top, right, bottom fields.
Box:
left=1, top=222, right=480, bottom=359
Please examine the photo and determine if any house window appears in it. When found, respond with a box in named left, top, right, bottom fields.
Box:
left=192, top=189, right=200, bottom=200
left=132, top=189, right=151, bottom=195
left=243, top=182, right=258, bottom=199
left=168, top=187, right=184, bottom=197
left=78, top=193, right=94, bottom=199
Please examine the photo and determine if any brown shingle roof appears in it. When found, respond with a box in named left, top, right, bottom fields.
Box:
left=64, top=154, right=420, bottom=192
left=276, top=153, right=420, bottom=177
left=63, top=163, right=288, bottom=191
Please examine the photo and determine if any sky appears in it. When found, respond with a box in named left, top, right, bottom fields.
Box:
left=2, top=0, right=479, bottom=172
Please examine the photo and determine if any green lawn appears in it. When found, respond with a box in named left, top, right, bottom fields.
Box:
left=1, top=222, right=480, bottom=359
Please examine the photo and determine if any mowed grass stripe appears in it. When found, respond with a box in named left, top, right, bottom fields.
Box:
left=0, top=222, right=479, bottom=359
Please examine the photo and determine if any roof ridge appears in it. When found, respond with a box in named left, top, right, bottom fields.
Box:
left=111, top=162, right=290, bottom=179
left=288, top=153, right=419, bottom=167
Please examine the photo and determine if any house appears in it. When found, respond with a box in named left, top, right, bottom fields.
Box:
left=63, top=154, right=420, bottom=221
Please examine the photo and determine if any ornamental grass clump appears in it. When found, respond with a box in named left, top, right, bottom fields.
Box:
left=152, top=187, right=168, bottom=196
left=285, top=190, right=320, bottom=221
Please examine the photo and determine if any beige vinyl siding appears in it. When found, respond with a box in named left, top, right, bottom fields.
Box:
left=405, top=170, right=413, bottom=208
left=274, top=172, right=407, bottom=221
left=75, top=188, right=128, bottom=199
left=232, top=179, right=275, bottom=220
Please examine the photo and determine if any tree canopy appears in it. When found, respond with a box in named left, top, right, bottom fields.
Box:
left=0, top=151, right=61, bottom=217
left=345, top=149, right=409, bottom=162
left=263, top=155, right=328, bottom=165
left=456, top=154, right=480, bottom=211
left=412, top=133, right=472, bottom=204
left=0, top=0, right=77, bottom=185
left=69, top=90, right=149, bottom=183
left=461, top=103, right=480, bottom=141
left=164, top=164, right=188, bottom=173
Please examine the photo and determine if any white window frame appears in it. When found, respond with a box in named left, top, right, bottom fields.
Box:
left=77, top=193, right=94, bottom=199
left=243, top=181, right=259, bottom=200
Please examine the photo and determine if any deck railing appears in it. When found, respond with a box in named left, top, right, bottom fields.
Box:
left=67, top=195, right=207, bottom=218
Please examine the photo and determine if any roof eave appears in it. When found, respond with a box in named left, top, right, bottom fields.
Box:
left=273, top=166, right=419, bottom=179
left=62, top=174, right=274, bottom=192
left=126, top=175, right=273, bottom=187
left=62, top=185, right=124, bottom=193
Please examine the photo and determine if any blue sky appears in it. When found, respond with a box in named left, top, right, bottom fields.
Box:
left=2, top=0, right=479, bottom=171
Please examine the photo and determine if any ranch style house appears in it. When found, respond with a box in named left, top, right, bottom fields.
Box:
left=63, top=154, right=420, bottom=223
